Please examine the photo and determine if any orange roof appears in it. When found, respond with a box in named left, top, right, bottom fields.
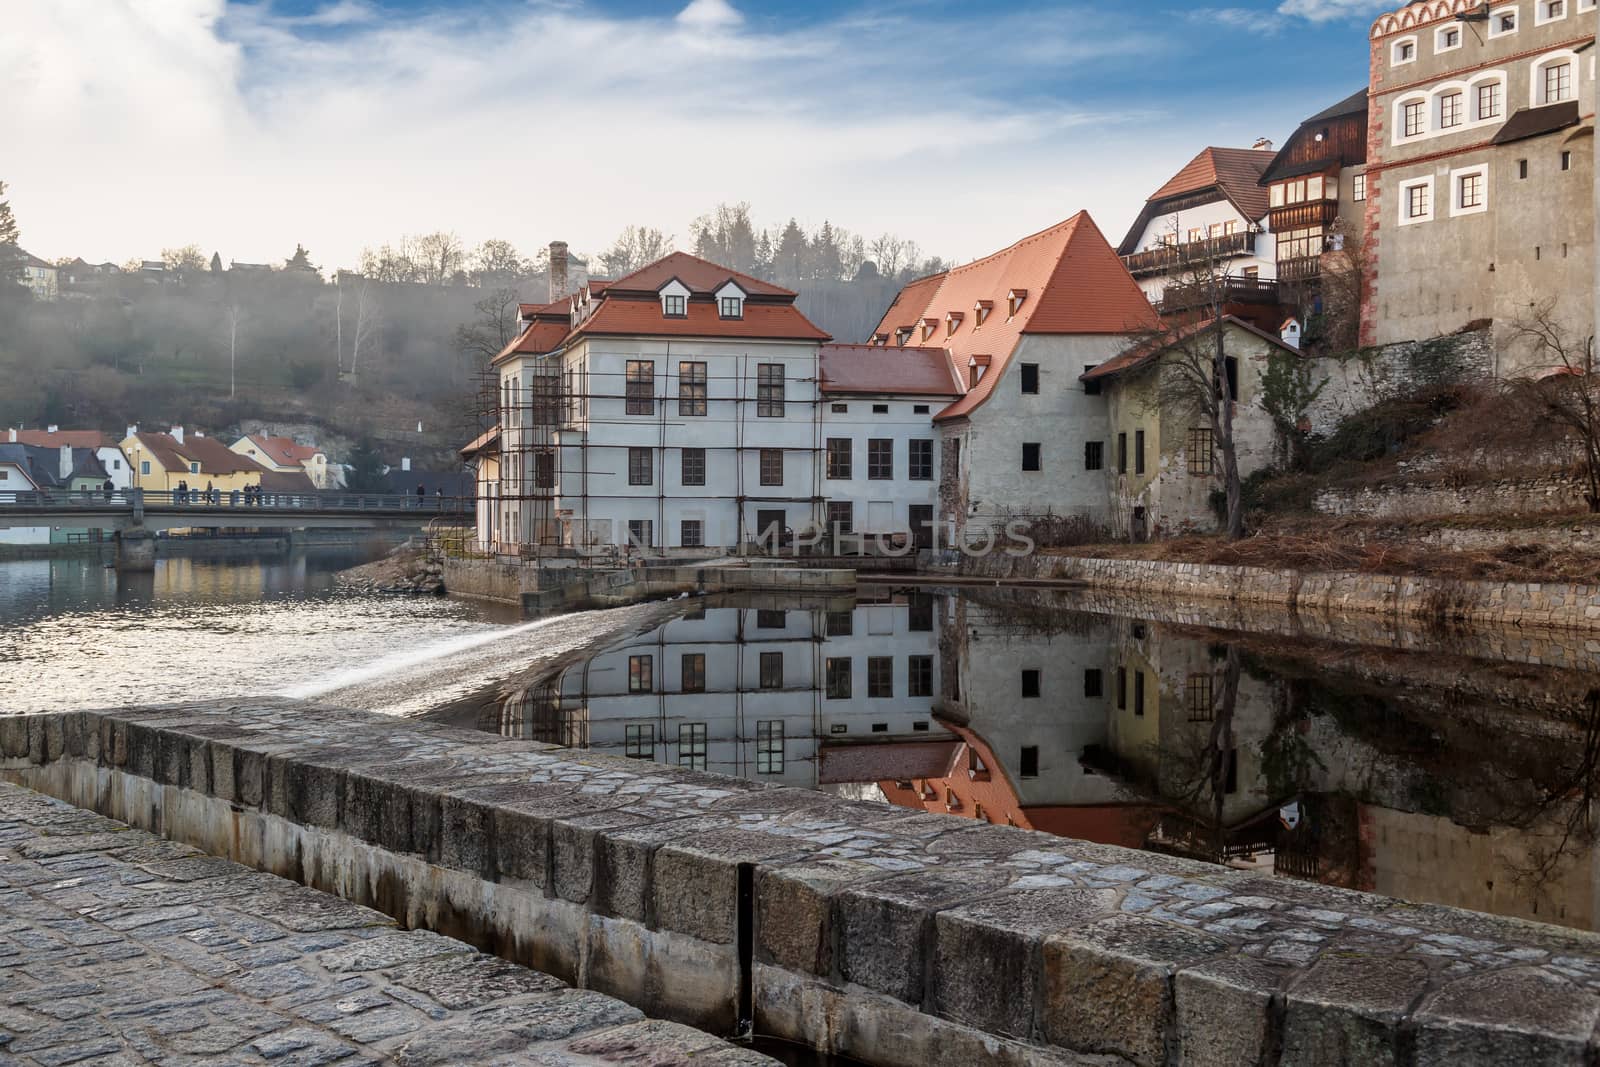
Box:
left=819, top=344, right=963, bottom=396
left=868, top=213, right=1155, bottom=423
left=571, top=297, right=829, bottom=343
left=7, top=429, right=114, bottom=449
left=491, top=319, right=573, bottom=366
left=460, top=426, right=500, bottom=457
left=1082, top=315, right=1300, bottom=383
left=133, top=432, right=268, bottom=476
left=1148, top=147, right=1274, bottom=222
left=245, top=434, right=320, bottom=466
left=603, top=251, right=791, bottom=297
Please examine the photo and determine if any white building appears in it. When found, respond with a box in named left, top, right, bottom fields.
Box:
left=491, top=594, right=948, bottom=790
left=4, top=428, right=131, bottom=490
left=1115, top=147, right=1278, bottom=307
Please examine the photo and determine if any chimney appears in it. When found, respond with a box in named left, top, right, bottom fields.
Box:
left=401, top=457, right=411, bottom=472
left=169, top=425, right=184, bottom=444
left=126, top=424, right=138, bottom=442
left=548, top=241, right=569, bottom=303
left=1280, top=317, right=1302, bottom=350
left=59, top=445, right=72, bottom=481
left=46, top=424, right=59, bottom=434
left=7, top=429, right=15, bottom=443
left=1251, top=137, right=1274, bottom=152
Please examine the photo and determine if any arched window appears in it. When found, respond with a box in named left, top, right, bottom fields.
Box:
left=1395, top=92, right=1429, bottom=141
left=1532, top=52, right=1578, bottom=106
left=1392, top=35, right=1418, bottom=66
left=1470, top=74, right=1505, bottom=122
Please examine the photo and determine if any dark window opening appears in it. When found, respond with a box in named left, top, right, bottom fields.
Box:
left=682, top=448, right=706, bottom=486
left=1084, top=668, right=1103, bottom=698
left=868, top=656, right=893, bottom=698
left=1085, top=441, right=1104, bottom=471
left=909, top=439, right=934, bottom=481
left=1021, top=669, right=1040, bottom=698
left=868, top=439, right=893, bottom=480
left=625, top=360, right=654, bottom=415
left=682, top=653, right=706, bottom=693
left=1022, top=442, right=1041, bottom=472
left=1020, top=746, right=1039, bottom=778
left=1134, top=430, right=1146, bottom=475
left=908, top=655, right=933, bottom=697
left=825, top=657, right=852, bottom=699
left=1020, top=363, right=1040, bottom=394
left=760, top=651, right=783, bottom=689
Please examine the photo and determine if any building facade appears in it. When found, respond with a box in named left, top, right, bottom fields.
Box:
left=1259, top=91, right=1371, bottom=298
left=1363, top=0, right=1595, bottom=368
left=121, top=427, right=269, bottom=493
left=4, top=429, right=132, bottom=490
left=229, top=434, right=332, bottom=488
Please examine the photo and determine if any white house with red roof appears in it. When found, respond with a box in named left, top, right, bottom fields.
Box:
left=869, top=212, right=1160, bottom=541
left=229, top=434, right=331, bottom=488
left=4, top=427, right=132, bottom=490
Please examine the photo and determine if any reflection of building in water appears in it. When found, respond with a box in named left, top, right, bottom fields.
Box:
left=496, top=593, right=949, bottom=790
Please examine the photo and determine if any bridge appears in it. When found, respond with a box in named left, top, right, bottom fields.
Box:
left=0, top=488, right=473, bottom=568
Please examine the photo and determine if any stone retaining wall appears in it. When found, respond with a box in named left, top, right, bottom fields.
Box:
left=443, top=559, right=856, bottom=615
left=954, top=551, right=1600, bottom=634
left=8, top=701, right=1600, bottom=1066
left=1314, top=474, right=1591, bottom=519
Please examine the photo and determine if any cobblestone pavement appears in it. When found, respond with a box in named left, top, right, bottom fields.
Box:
left=0, top=782, right=774, bottom=1067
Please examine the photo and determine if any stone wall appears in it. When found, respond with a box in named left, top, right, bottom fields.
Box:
left=1303, top=328, right=1493, bottom=437
left=954, top=550, right=1600, bottom=634
left=8, top=702, right=1600, bottom=1066
left=1314, top=473, right=1591, bottom=519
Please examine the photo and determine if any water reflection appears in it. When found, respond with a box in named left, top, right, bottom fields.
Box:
left=483, top=586, right=1600, bottom=932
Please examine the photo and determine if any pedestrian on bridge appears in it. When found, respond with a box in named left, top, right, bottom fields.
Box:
left=102, top=479, right=113, bottom=503
left=177, top=480, right=188, bottom=505
left=416, top=483, right=425, bottom=508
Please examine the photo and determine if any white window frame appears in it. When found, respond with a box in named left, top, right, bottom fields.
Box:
left=1535, top=0, right=1568, bottom=25
left=1392, top=35, right=1418, bottom=66
left=1531, top=52, right=1578, bottom=107
left=1435, top=24, right=1463, bottom=53
left=1436, top=88, right=1465, bottom=130
left=1450, top=164, right=1489, bottom=217
left=1352, top=173, right=1367, bottom=202
left=1488, top=6, right=1518, bottom=36
left=1398, top=176, right=1435, bottom=226
left=1471, top=75, right=1506, bottom=122
left=1579, top=0, right=1595, bottom=12
left=1396, top=93, right=1429, bottom=142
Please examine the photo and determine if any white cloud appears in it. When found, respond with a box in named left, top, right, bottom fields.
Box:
left=1277, top=0, right=1391, bottom=22
left=3, top=0, right=1188, bottom=274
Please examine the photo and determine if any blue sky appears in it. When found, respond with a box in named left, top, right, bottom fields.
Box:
left=6, top=0, right=1389, bottom=271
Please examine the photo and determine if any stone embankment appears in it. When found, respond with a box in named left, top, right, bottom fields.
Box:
left=337, top=545, right=445, bottom=596
left=0, top=779, right=773, bottom=1066
left=9, top=702, right=1600, bottom=1066
left=955, top=551, right=1600, bottom=634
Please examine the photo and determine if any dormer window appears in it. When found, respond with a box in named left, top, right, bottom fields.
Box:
left=714, top=281, right=746, bottom=320
left=872, top=333, right=888, bottom=346
left=921, top=317, right=938, bottom=342
left=895, top=327, right=912, bottom=347
left=1007, top=290, right=1028, bottom=317
left=663, top=294, right=685, bottom=316
left=974, top=300, right=992, bottom=326
left=945, top=312, right=964, bottom=337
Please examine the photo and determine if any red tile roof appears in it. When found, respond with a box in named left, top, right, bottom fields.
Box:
left=868, top=213, right=1156, bottom=423
left=1118, top=147, right=1276, bottom=254
left=132, top=433, right=269, bottom=476
left=572, top=297, right=829, bottom=343
left=602, top=251, right=792, bottom=297
left=819, top=344, right=963, bottom=396
left=1081, top=315, right=1299, bottom=383
left=460, top=426, right=500, bottom=458
left=7, top=429, right=114, bottom=449
left=244, top=435, right=321, bottom=467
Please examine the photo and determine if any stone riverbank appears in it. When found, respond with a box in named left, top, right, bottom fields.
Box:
left=8, top=701, right=1600, bottom=1066
left=0, top=779, right=773, bottom=1066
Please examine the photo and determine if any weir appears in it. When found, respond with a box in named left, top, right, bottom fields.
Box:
left=6, top=701, right=1600, bottom=1066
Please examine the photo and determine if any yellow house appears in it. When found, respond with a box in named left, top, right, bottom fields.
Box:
left=229, top=434, right=332, bottom=489
left=121, top=427, right=267, bottom=493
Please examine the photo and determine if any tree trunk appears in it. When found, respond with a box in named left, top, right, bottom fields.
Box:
left=1214, top=326, right=1244, bottom=539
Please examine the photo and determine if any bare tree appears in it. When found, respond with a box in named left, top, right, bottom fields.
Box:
left=344, top=278, right=382, bottom=383
left=601, top=226, right=674, bottom=277
left=469, top=239, right=529, bottom=287
left=222, top=302, right=245, bottom=398
left=414, top=231, right=466, bottom=286
left=359, top=239, right=419, bottom=283
left=162, top=245, right=209, bottom=274
left=455, top=287, right=523, bottom=371
left=1315, top=217, right=1367, bottom=355
left=869, top=233, right=907, bottom=279
left=1505, top=300, right=1600, bottom=512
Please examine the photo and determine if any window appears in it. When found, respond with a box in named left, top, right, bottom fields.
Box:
left=1116, top=667, right=1127, bottom=710
left=1519, top=158, right=1530, bottom=179
left=760, top=652, right=783, bottom=689
left=1352, top=173, right=1366, bottom=202
left=868, top=439, right=893, bottom=480
left=1437, top=25, right=1461, bottom=51
left=1306, top=175, right=1325, bottom=201
left=663, top=293, right=686, bottom=317
left=913, top=404, right=930, bottom=414
left=908, top=655, right=933, bottom=698
left=868, top=657, right=894, bottom=698
left=758, top=448, right=783, bottom=487
left=872, top=404, right=889, bottom=414
left=1083, top=366, right=1101, bottom=394
left=1490, top=6, right=1517, bottom=34
left=1187, top=674, right=1214, bottom=722
left=626, top=360, right=654, bottom=415
left=1477, top=81, right=1503, bottom=121
left=827, top=501, right=853, bottom=534
left=1022, top=443, right=1041, bottom=472
left=1081, top=440, right=1105, bottom=471
left=189, top=462, right=200, bottom=474
left=1562, top=151, right=1573, bottom=172
left=1393, top=37, right=1416, bottom=65
left=826, top=610, right=853, bottom=636
left=1403, top=99, right=1426, bottom=138
left=1020, top=363, right=1039, bottom=394
left=141, top=461, right=150, bottom=476
left=756, top=609, right=786, bottom=628
left=628, top=446, right=653, bottom=486
left=625, top=724, right=654, bottom=759
left=678, top=723, right=707, bottom=770
left=1187, top=427, right=1215, bottom=475
left=831, top=403, right=848, bottom=413
left=720, top=296, right=743, bottom=319
left=681, top=653, right=706, bottom=693
left=1134, top=430, right=1146, bottom=476
left=756, top=721, right=784, bottom=774
left=1007, top=289, right=1027, bottom=316
left=678, top=362, right=707, bottom=416
left=1400, top=177, right=1433, bottom=224
left=1117, top=433, right=1128, bottom=474
left=909, top=439, right=933, bottom=481
left=756, top=364, right=784, bottom=417
left=682, top=448, right=705, bottom=486
left=909, top=594, right=933, bottom=632
left=1453, top=166, right=1488, bottom=215
left=1021, top=669, right=1040, bottom=698
left=1544, top=62, right=1573, bottom=104
left=628, top=654, right=653, bottom=693
left=826, top=438, right=852, bottom=479
left=535, top=452, right=555, bottom=488
left=626, top=519, right=653, bottom=549
left=1019, top=746, right=1039, bottom=779
left=1084, top=668, right=1103, bottom=698
left=680, top=519, right=703, bottom=548
left=1537, top=0, right=1567, bottom=22
left=1133, top=671, right=1145, bottom=717
left=1438, top=91, right=1463, bottom=130
left=825, top=657, right=851, bottom=699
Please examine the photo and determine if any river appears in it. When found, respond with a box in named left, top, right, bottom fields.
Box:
left=4, top=551, right=1600, bottom=936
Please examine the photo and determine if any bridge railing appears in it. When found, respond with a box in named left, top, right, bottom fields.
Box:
left=0, top=488, right=473, bottom=513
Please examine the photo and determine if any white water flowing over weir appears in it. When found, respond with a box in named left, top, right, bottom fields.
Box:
left=281, top=600, right=679, bottom=718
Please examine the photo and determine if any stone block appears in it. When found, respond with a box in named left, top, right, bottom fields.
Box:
left=1042, top=914, right=1228, bottom=1066
left=834, top=866, right=1016, bottom=1006
left=1281, top=953, right=1428, bottom=1067
left=930, top=888, right=1117, bottom=1041
left=1412, top=967, right=1600, bottom=1066
left=654, top=827, right=808, bottom=944
left=438, top=794, right=493, bottom=878
left=0, top=713, right=31, bottom=760
left=550, top=808, right=653, bottom=905
left=593, top=816, right=736, bottom=924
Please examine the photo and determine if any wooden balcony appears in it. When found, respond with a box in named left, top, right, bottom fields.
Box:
left=1277, top=256, right=1322, bottom=283
left=1158, top=277, right=1281, bottom=314
left=1121, top=231, right=1257, bottom=277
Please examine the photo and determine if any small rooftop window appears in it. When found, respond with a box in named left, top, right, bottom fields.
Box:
left=1007, top=289, right=1028, bottom=317
left=658, top=279, right=690, bottom=318
left=921, top=317, right=938, bottom=342
left=974, top=299, right=993, bottom=326
left=945, top=311, right=964, bottom=337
